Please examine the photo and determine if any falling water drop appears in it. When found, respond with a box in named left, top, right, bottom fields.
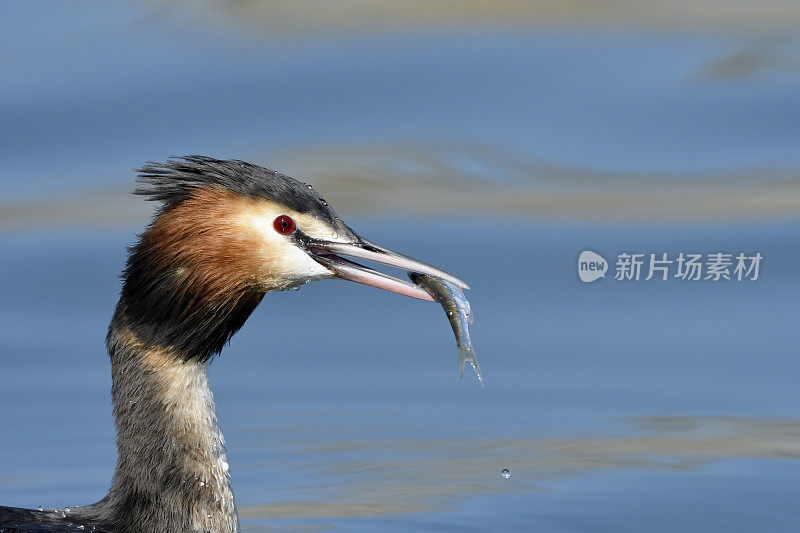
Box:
left=501, top=468, right=511, bottom=479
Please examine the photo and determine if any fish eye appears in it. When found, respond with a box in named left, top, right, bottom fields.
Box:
left=273, top=215, right=296, bottom=235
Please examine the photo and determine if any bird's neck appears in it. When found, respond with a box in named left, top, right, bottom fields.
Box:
left=98, top=315, right=239, bottom=533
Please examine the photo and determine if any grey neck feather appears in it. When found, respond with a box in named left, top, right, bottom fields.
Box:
left=78, top=321, right=240, bottom=533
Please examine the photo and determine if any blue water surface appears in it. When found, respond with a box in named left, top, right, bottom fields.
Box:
left=1, top=2, right=800, bottom=531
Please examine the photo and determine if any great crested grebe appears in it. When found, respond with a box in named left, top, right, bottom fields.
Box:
left=0, top=156, right=467, bottom=533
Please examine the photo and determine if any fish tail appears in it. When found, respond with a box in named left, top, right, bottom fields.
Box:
left=458, top=345, right=484, bottom=387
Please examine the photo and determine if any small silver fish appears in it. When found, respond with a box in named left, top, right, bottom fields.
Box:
left=409, top=272, right=484, bottom=386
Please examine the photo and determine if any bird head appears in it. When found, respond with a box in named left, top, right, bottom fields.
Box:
left=118, top=156, right=466, bottom=360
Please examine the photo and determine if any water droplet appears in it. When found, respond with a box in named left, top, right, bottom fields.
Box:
left=37, top=506, right=43, bottom=511
left=501, top=468, right=511, bottom=479
left=78, top=526, right=85, bottom=530
left=307, top=184, right=313, bottom=189
left=198, top=481, right=205, bottom=487
left=221, top=461, right=229, bottom=473
left=60, top=513, right=66, bottom=518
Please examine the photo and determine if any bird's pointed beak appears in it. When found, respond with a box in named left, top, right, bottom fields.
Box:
left=304, top=236, right=468, bottom=302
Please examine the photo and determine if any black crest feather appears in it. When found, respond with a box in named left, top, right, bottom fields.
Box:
left=135, top=155, right=344, bottom=228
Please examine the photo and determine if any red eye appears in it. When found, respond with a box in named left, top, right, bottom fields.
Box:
left=273, top=215, right=296, bottom=235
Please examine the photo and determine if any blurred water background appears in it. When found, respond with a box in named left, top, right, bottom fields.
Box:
left=1, top=1, right=800, bottom=531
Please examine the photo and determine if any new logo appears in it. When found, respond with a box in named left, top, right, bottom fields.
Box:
left=578, top=250, right=608, bottom=283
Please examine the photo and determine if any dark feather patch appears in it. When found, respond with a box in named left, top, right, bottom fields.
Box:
left=117, top=187, right=265, bottom=363
left=136, top=155, right=347, bottom=232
